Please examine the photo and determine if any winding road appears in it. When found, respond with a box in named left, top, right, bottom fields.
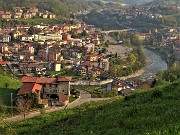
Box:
left=0, top=91, right=110, bottom=124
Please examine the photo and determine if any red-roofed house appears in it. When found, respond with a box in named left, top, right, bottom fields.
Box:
left=19, top=76, right=72, bottom=106
left=18, top=83, right=42, bottom=95
left=0, top=61, right=6, bottom=66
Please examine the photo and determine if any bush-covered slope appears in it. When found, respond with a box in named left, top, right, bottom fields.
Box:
left=0, top=79, right=180, bottom=135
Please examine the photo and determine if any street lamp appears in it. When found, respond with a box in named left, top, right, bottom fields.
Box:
left=11, top=93, right=13, bottom=116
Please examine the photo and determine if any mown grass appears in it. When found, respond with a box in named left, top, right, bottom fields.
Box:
left=0, top=79, right=180, bottom=135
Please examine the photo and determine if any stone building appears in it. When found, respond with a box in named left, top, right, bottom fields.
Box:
left=18, top=76, right=72, bottom=106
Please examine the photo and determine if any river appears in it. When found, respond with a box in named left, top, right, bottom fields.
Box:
left=140, top=48, right=168, bottom=80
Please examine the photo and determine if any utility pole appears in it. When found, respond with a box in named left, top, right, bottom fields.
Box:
left=11, top=93, right=13, bottom=116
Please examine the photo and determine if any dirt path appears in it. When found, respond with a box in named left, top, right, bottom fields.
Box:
left=0, top=91, right=110, bottom=124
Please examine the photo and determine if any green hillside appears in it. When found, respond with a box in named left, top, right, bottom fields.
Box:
left=0, top=0, right=90, bottom=17
left=0, top=68, right=21, bottom=119
left=106, top=0, right=179, bottom=5
left=0, top=0, right=114, bottom=17
left=0, top=79, right=180, bottom=135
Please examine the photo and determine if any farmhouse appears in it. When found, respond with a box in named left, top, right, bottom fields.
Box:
left=18, top=76, right=72, bottom=106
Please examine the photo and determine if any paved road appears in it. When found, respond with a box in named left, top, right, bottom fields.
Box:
left=67, top=91, right=110, bottom=109
left=0, top=91, right=110, bottom=124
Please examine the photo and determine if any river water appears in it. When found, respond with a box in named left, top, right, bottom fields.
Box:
left=140, top=48, right=168, bottom=80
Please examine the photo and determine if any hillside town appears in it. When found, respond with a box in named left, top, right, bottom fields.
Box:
left=0, top=2, right=179, bottom=108
left=0, top=0, right=180, bottom=134
left=0, top=10, right=134, bottom=107
left=0, top=7, right=55, bottom=19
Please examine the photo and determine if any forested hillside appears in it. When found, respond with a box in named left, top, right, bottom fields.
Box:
left=104, top=0, right=179, bottom=5
left=0, top=0, right=90, bottom=17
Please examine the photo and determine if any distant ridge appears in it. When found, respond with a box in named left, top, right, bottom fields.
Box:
left=103, top=0, right=179, bottom=5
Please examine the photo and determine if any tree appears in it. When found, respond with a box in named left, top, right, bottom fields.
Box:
left=154, top=32, right=162, bottom=43
left=16, top=98, right=33, bottom=119
left=102, top=47, right=107, bottom=53
left=123, top=39, right=131, bottom=47
left=112, top=88, right=118, bottom=97
left=81, top=30, right=88, bottom=37
left=28, top=26, right=35, bottom=35
left=105, top=40, right=110, bottom=47
left=127, top=53, right=136, bottom=64
left=130, top=33, right=142, bottom=46
left=4, top=82, right=9, bottom=89
left=108, top=65, right=117, bottom=77
left=90, top=76, right=95, bottom=81
left=62, top=51, right=68, bottom=58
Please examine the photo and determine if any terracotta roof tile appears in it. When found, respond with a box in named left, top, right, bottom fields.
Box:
left=36, top=78, right=56, bottom=84
left=0, top=62, right=6, bottom=65
left=22, top=76, right=71, bottom=83
left=18, top=83, right=42, bottom=95
left=57, top=77, right=72, bottom=82
left=22, top=76, right=56, bottom=84
left=22, top=76, right=37, bottom=83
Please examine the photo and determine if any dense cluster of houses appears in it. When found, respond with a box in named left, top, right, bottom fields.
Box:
left=159, top=28, right=180, bottom=62
left=0, top=20, right=111, bottom=78
left=0, top=7, right=55, bottom=20
left=173, top=39, right=180, bottom=61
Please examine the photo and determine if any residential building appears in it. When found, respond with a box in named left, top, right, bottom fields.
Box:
left=0, top=12, right=12, bottom=19
left=99, top=58, right=109, bottom=71
left=0, top=44, right=9, bottom=53
left=22, top=13, right=32, bottom=19
left=18, top=76, right=72, bottom=106
left=38, top=48, right=61, bottom=61
left=0, top=34, right=11, bottom=42
left=21, top=35, right=34, bottom=42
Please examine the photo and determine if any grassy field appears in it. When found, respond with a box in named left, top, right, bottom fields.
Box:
left=0, top=79, right=179, bottom=135
left=0, top=68, right=22, bottom=119
left=72, top=85, right=118, bottom=98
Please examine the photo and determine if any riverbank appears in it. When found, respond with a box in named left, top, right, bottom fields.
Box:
left=119, top=58, right=152, bottom=80
left=119, top=69, right=145, bottom=80
left=119, top=48, right=166, bottom=80
left=145, top=46, right=173, bottom=67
